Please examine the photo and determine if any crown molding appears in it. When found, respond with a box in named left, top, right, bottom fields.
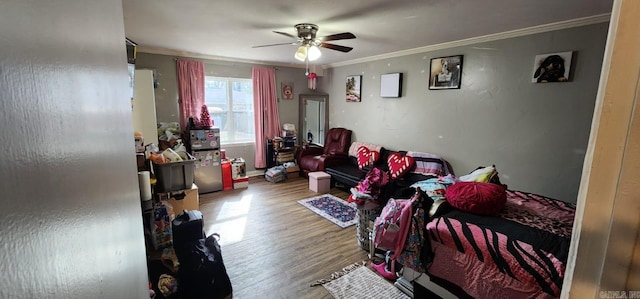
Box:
left=326, top=13, right=611, bottom=68
left=136, top=46, right=307, bottom=69
left=136, top=13, right=610, bottom=70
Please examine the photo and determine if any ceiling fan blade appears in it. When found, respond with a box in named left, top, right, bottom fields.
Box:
left=320, top=43, right=353, bottom=53
left=273, top=31, right=297, bottom=39
left=320, top=32, right=356, bottom=42
left=252, top=42, right=297, bottom=48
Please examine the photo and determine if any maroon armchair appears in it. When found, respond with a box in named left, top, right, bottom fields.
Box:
left=297, top=128, right=352, bottom=178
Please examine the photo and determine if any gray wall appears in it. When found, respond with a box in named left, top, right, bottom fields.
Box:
left=0, top=1, right=148, bottom=298
left=136, top=53, right=323, bottom=172
left=136, top=23, right=608, bottom=202
left=325, top=23, right=609, bottom=203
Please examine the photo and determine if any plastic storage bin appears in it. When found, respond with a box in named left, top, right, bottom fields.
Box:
left=153, top=154, right=196, bottom=192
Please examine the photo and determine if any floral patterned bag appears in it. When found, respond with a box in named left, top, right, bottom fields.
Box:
left=396, top=189, right=433, bottom=273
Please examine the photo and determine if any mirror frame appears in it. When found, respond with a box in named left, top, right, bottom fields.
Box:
left=299, top=93, right=329, bottom=146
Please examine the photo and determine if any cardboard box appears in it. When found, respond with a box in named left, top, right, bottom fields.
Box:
left=276, top=152, right=295, bottom=163
left=165, top=183, right=199, bottom=216
left=231, top=158, right=246, bottom=180
left=233, top=176, right=249, bottom=189
left=285, top=165, right=300, bottom=178
left=286, top=165, right=300, bottom=172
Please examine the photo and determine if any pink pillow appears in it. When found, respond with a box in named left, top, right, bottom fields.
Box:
left=357, top=146, right=380, bottom=170
left=445, top=181, right=507, bottom=215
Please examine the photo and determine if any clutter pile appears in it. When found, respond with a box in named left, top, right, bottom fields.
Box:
left=172, top=210, right=233, bottom=299
left=265, top=165, right=288, bottom=183
left=157, top=122, right=182, bottom=151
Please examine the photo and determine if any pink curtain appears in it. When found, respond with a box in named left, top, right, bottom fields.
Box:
left=176, top=59, right=205, bottom=132
left=252, top=66, right=281, bottom=168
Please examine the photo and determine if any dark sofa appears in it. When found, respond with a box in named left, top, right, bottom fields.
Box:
left=326, top=147, right=435, bottom=200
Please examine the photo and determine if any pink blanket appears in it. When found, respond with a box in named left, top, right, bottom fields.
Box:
left=426, top=190, right=575, bottom=298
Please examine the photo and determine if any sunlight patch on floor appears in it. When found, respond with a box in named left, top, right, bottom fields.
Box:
left=215, top=194, right=253, bottom=221
left=205, top=194, right=253, bottom=246
left=205, top=217, right=247, bottom=246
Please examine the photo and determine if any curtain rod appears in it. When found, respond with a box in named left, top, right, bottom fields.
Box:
left=172, top=57, right=280, bottom=70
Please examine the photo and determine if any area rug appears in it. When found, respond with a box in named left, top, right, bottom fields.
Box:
left=297, top=194, right=357, bottom=228
left=310, top=261, right=410, bottom=299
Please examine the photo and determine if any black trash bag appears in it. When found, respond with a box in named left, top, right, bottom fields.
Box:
left=176, top=233, right=232, bottom=299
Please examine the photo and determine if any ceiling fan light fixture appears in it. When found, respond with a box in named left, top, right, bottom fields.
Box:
left=307, top=45, right=321, bottom=61
left=294, top=46, right=307, bottom=61
left=253, top=23, right=354, bottom=62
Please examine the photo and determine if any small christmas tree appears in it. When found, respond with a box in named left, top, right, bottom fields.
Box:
left=200, top=104, right=212, bottom=128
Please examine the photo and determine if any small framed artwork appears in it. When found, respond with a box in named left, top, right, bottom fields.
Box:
left=281, top=82, right=294, bottom=99
left=380, top=73, right=403, bottom=98
left=532, top=51, right=573, bottom=83
left=346, top=75, right=362, bottom=102
left=429, top=55, right=463, bottom=90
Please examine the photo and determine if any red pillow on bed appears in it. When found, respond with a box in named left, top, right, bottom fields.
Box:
left=445, top=181, right=507, bottom=215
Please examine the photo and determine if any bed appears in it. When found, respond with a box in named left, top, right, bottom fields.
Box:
left=402, top=189, right=575, bottom=299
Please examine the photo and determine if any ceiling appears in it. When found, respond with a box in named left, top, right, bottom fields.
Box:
left=122, top=0, right=612, bottom=68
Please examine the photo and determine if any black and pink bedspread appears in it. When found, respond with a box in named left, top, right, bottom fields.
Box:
left=426, top=190, right=575, bottom=298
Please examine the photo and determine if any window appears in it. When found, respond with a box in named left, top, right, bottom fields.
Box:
left=204, top=76, right=255, bottom=144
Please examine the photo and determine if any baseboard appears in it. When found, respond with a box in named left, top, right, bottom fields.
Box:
left=247, top=170, right=264, bottom=178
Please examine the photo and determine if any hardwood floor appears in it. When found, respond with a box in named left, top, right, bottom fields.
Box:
left=198, top=176, right=370, bottom=299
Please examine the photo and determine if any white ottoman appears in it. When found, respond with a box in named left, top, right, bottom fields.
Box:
left=309, top=171, right=331, bottom=193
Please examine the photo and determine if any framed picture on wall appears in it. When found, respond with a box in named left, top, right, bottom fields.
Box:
left=281, top=82, right=294, bottom=99
left=429, top=55, right=463, bottom=90
left=346, top=75, right=362, bottom=102
left=532, top=51, right=573, bottom=83
left=380, top=73, right=403, bottom=98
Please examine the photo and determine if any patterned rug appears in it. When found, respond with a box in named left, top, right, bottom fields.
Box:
left=297, top=194, right=357, bottom=228
left=311, top=261, right=410, bottom=299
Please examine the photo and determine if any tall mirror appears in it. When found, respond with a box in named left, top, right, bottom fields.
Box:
left=299, top=94, right=329, bottom=146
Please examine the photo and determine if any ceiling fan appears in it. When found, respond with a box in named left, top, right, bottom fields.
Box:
left=252, top=23, right=356, bottom=62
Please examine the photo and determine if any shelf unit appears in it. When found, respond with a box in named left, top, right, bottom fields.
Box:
left=266, top=137, right=298, bottom=168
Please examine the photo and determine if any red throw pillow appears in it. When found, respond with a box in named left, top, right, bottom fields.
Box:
left=357, top=146, right=380, bottom=170
left=445, top=181, right=507, bottom=215
left=387, top=152, right=415, bottom=180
